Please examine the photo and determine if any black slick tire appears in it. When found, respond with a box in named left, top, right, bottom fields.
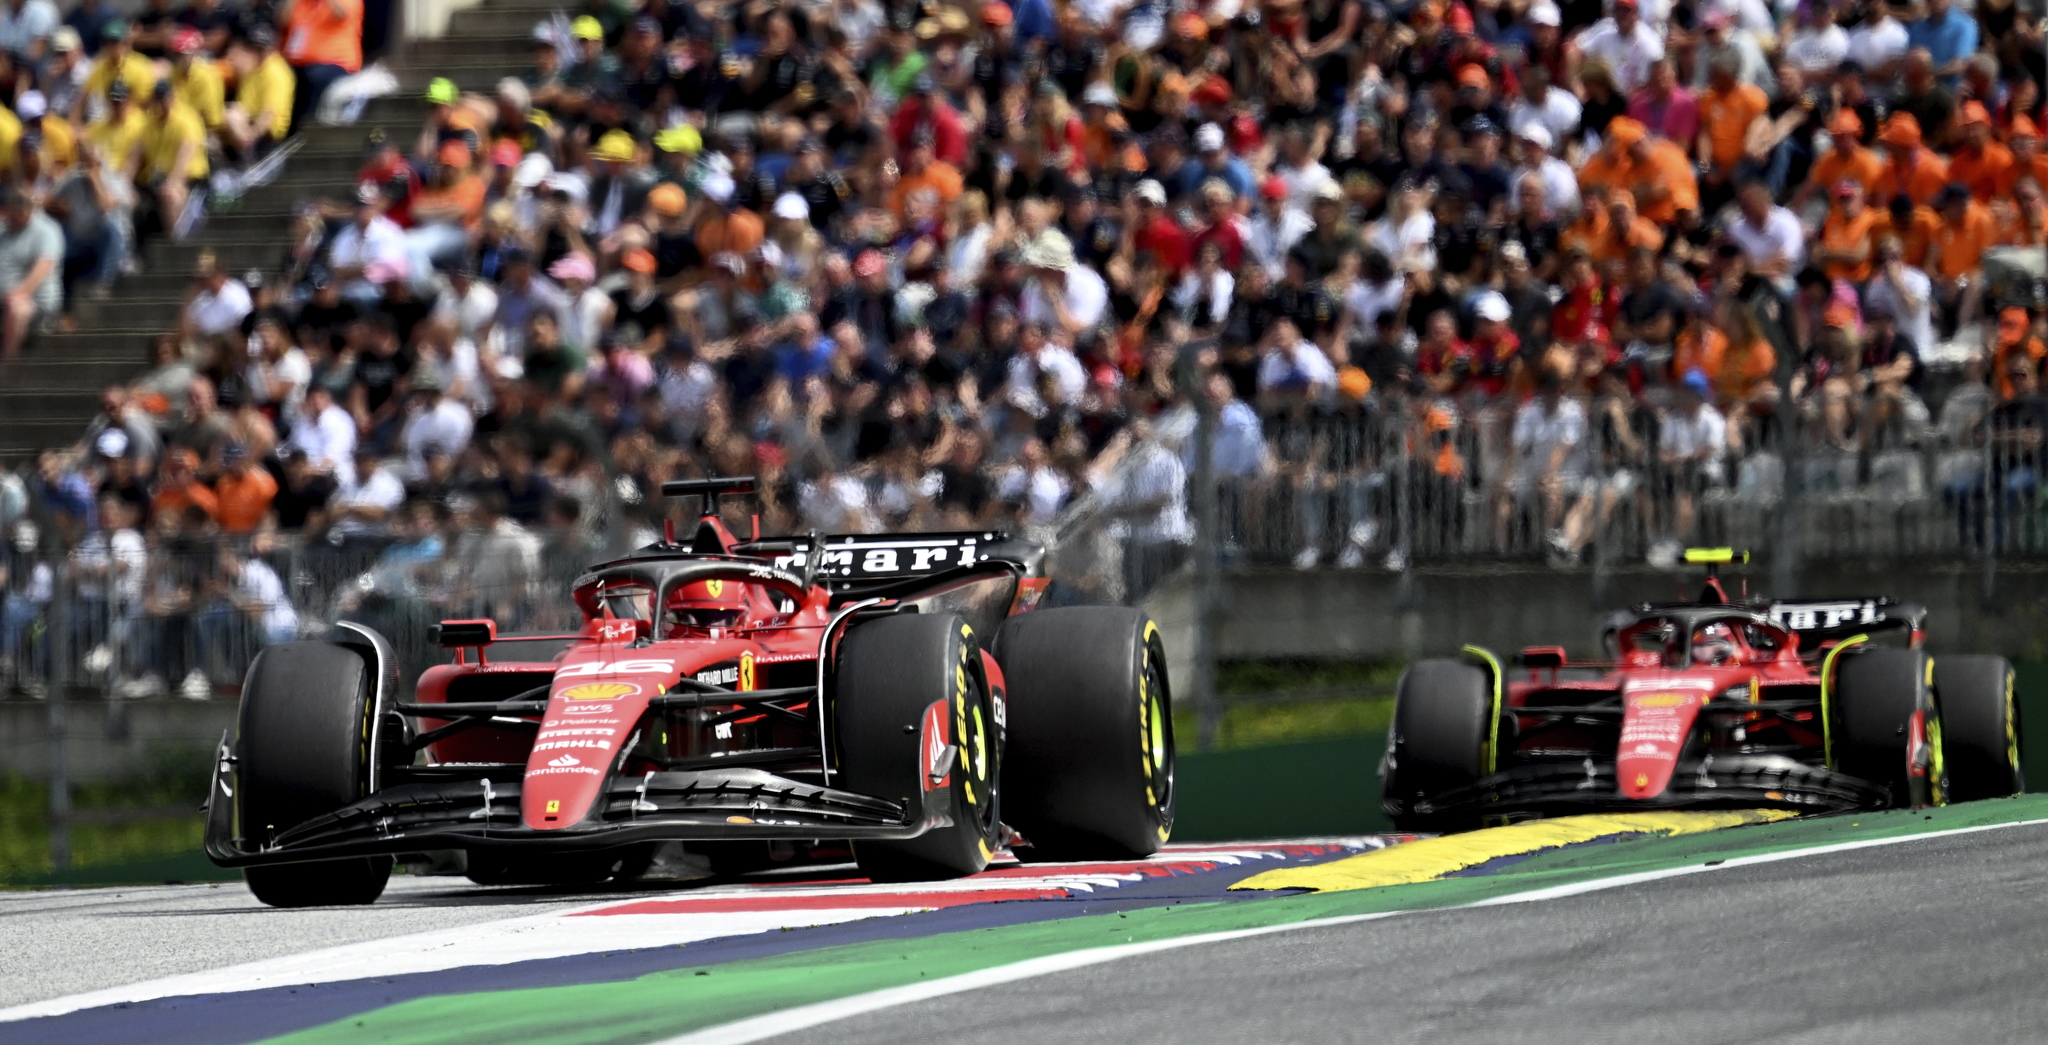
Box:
left=1380, top=659, right=1492, bottom=833
left=236, top=641, right=392, bottom=907
left=835, top=612, right=1002, bottom=882
left=1935, top=654, right=2024, bottom=802
left=992, top=606, right=1174, bottom=862
left=1835, top=647, right=1937, bottom=808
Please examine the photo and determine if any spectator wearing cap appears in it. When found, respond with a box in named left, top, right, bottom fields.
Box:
left=1815, top=180, right=1879, bottom=284
left=586, top=129, right=652, bottom=236
left=39, top=28, right=85, bottom=119
left=167, top=26, right=222, bottom=132
left=1191, top=179, right=1246, bottom=272
left=890, top=71, right=966, bottom=168
left=81, top=19, right=153, bottom=119
left=1458, top=119, right=1514, bottom=212
left=1992, top=307, right=2048, bottom=400
left=491, top=77, right=557, bottom=159
left=693, top=169, right=765, bottom=260
left=327, top=182, right=408, bottom=305
left=175, top=0, right=238, bottom=56
left=408, top=139, right=485, bottom=267
left=1864, top=233, right=1935, bottom=353
left=1594, top=190, right=1663, bottom=265
left=1946, top=102, right=2012, bottom=203
left=1189, top=122, right=1255, bottom=202
left=888, top=131, right=962, bottom=221
left=1693, top=55, right=1767, bottom=197
left=0, top=185, right=60, bottom=357
left=1873, top=113, right=1949, bottom=208
left=281, top=0, right=364, bottom=132
left=610, top=247, right=672, bottom=354
left=1797, top=110, right=1881, bottom=210
left=399, top=369, right=475, bottom=480
left=1999, top=178, right=2048, bottom=249
left=212, top=443, right=276, bottom=533
left=1930, top=181, right=1995, bottom=331
left=150, top=446, right=217, bottom=522
left=1510, top=124, right=1579, bottom=218
left=1125, top=178, right=1190, bottom=276
left=1020, top=232, right=1107, bottom=337
left=142, top=75, right=209, bottom=229
left=1569, top=0, right=1664, bottom=96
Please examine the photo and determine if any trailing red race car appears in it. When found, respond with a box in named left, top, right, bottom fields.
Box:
left=206, top=477, right=1175, bottom=907
left=1382, top=550, right=2023, bottom=832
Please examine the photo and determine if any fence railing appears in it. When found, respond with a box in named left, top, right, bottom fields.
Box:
left=3, top=380, right=2044, bottom=697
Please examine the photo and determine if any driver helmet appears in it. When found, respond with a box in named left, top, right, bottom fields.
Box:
left=1692, top=623, right=1739, bottom=666
left=667, top=577, right=745, bottom=632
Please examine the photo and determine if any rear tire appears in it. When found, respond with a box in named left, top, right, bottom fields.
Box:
left=1935, top=655, right=2024, bottom=802
left=1380, top=659, right=1492, bottom=833
left=1835, top=648, right=1938, bottom=808
left=994, top=607, right=1174, bottom=862
left=237, top=641, right=392, bottom=907
left=836, top=613, right=1002, bottom=882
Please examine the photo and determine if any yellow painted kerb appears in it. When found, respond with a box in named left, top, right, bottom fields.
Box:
left=1232, top=809, right=1797, bottom=893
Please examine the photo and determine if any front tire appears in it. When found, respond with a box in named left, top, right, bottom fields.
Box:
left=1835, top=647, right=1941, bottom=808
left=836, top=612, right=1002, bottom=882
left=237, top=641, right=392, bottom=907
left=1380, top=659, right=1493, bottom=832
left=1935, top=655, right=2024, bottom=802
left=993, top=607, right=1174, bottom=862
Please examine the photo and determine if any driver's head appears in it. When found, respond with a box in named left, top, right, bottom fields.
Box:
left=667, top=577, right=745, bottom=632
left=1693, top=623, right=1739, bottom=666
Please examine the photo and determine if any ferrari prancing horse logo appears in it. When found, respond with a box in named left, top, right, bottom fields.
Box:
left=738, top=651, right=755, bottom=691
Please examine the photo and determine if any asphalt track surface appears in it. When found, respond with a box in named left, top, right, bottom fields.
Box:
left=0, top=877, right=620, bottom=1008
left=767, top=821, right=2048, bottom=1045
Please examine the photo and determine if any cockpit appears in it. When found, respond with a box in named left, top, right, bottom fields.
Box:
left=1612, top=613, right=1791, bottom=669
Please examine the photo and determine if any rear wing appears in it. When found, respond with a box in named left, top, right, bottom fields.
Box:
left=1758, top=598, right=1925, bottom=647
left=733, top=532, right=1046, bottom=590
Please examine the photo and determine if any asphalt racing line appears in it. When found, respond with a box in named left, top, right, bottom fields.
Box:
left=0, top=844, right=1371, bottom=1045
left=653, top=814, right=2048, bottom=1045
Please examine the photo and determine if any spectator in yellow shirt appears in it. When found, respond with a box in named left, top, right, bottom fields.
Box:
left=14, top=93, right=78, bottom=174
left=141, top=80, right=208, bottom=235
left=223, top=25, right=294, bottom=162
left=169, top=28, right=225, bottom=131
left=79, top=20, right=158, bottom=123
left=83, top=80, right=147, bottom=176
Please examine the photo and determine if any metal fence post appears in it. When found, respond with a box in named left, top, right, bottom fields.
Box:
left=45, top=537, right=70, bottom=872
left=1183, top=357, right=1221, bottom=751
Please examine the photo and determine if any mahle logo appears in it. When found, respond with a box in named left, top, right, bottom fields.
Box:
left=561, top=682, right=640, bottom=701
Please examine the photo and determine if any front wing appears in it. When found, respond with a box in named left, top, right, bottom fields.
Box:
left=1387, top=754, right=1893, bottom=824
left=203, top=738, right=930, bottom=868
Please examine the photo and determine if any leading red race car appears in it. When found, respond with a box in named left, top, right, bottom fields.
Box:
left=1382, top=550, right=2023, bottom=831
left=206, top=477, right=1175, bottom=907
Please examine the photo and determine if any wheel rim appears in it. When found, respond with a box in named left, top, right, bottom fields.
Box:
left=955, top=632, right=998, bottom=842
left=1140, top=628, right=1175, bottom=825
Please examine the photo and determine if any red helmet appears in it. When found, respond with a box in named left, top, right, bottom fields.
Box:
left=1692, top=623, right=1739, bottom=666
left=667, top=577, right=746, bottom=633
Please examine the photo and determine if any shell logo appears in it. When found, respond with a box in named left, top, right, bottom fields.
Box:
left=562, top=682, right=641, bottom=701
left=1634, top=773, right=1650, bottom=788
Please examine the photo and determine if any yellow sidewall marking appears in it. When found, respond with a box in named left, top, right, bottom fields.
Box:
left=1231, top=809, right=1797, bottom=893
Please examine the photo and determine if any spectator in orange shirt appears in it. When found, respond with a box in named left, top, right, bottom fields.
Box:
left=693, top=170, right=765, bottom=259
left=2000, top=117, right=2048, bottom=199
left=1578, top=116, right=1638, bottom=198
left=1872, top=113, right=1951, bottom=206
left=1947, top=102, right=2014, bottom=202
left=1815, top=181, right=1879, bottom=283
left=1622, top=124, right=1698, bottom=226
left=1798, top=111, right=1882, bottom=209
left=151, top=448, right=218, bottom=521
left=282, top=0, right=363, bottom=132
left=1881, top=192, right=1942, bottom=270
left=1560, top=183, right=1612, bottom=258
left=1594, top=189, right=1664, bottom=265
left=888, top=132, right=964, bottom=221
left=1930, top=181, right=1995, bottom=336
left=1695, top=56, right=1768, bottom=207
left=213, top=444, right=277, bottom=532
left=1992, top=306, right=2047, bottom=399
left=1997, top=177, right=2048, bottom=247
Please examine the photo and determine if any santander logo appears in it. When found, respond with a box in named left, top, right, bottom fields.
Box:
left=548, top=754, right=580, bottom=767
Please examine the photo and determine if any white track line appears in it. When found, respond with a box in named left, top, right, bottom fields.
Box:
left=654, top=815, right=2048, bottom=1045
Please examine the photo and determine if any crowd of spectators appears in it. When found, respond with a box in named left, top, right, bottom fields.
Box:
left=7, top=0, right=2048, bottom=695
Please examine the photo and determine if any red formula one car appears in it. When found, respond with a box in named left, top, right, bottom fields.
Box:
left=1381, top=550, right=2024, bottom=831
left=206, top=478, right=1175, bottom=907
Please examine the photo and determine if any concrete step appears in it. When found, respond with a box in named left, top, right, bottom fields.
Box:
left=0, top=388, right=103, bottom=417
left=444, top=6, right=555, bottom=35
left=409, top=34, right=536, bottom=60
left=0, top=354, right=147, bottom=390
left=68, top=295, right=185, bottom=327
left=0, top=419, right=89, bottom=458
